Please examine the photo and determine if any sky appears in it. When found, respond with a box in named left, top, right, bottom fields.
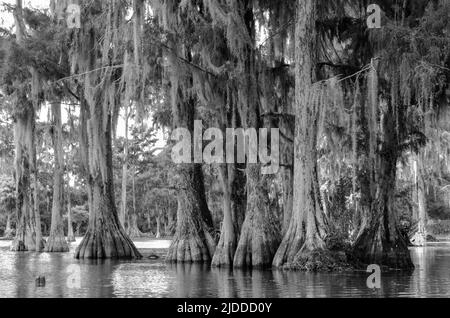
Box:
left=0, top=0, right=167, bottom=147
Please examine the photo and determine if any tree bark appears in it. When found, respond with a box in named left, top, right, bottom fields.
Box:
left=45, top=101, right=69, bottom=252
left=74, top=26, right=141, bottom=258
left=127, top=166, right=143, bottom=238
left=273, top=0, right=336, bottom=271
left=212, top=101, right=246, bottom=267
left=212, top=165, right=238, bottom=267
left=352, top=98, right=414, bottom=269
left=233, top=3, right=281, bottom=269
left=281, top=166, right=293, bottom=235
left=10, top=0, right=44, bottom=252
left=167, top=162, right=216, bottom=263
left=166, top=91, right=216, bottom=263
left=412, top=152, right=427, bottom=246
left=75, top=97, right=141, bottom=259
left=128, top=213, right=143, bottom=238
left=79, top=90, right=94, bottom=220
left=32, top=101, right=42, bottom=252
left=119, top=102, right=129, bottom=229
left=4, top=212, right=14, bottom=239
left=11, top=110, right=42, bottom=251
left=165, top=32, right=216, bottom=262
left=67, top=186, right=75, bottom=242
left=156, top=215, right=161, bottom=239
left=147, top=211, right=152, bottom=234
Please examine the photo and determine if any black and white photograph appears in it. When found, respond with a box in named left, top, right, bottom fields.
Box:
left=0, top=0, right=450, bottom=305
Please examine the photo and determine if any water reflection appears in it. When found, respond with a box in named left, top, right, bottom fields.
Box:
left=112, top=262, right=172, bottom=298
left=1, top=241, right=450, bottom=298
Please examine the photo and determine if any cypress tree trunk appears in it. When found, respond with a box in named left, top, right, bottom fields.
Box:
left=212, top=166, right=238, bottom=267
left=147, top=211, right=152, bottom=234
left=75, top=92, right=141, bottom=259
left=233, top=164, right=281, bottom=269
left=10, top=0, right=43, bottom=252
left=273, top=0, right=341, bottom=271
left=31, top=100, right=42, bottom=252
left=119, top=103, right=129, bottom=229
left=75, top=23, right=141, bottom=258
left=166, top=72, right=216, bottom=262
left=231, top=167, right=246, bottom=236
left=352, top=103, right=414, bottom=269
left=233, top=3, right=281, bottom=269
left=128, top=213, right=143, bottom=239
left=79, top=91, right=94, bottom=221
left=281, top=166, right=293, bottom=235
left=167, top=162, right=216, bottom=263
left=156, top=215, right=161, bottom=239
left=212, top=103, right=246, bottom=267
left=45, top=101, right=69, bottom=252
left=67, top=187, right=75, bottom=242
left=11, top=110, right=42, bottom=251
left=163, top=24, right=217, bottom=261
left=127, top=166, right=143, bottom=238
left=411, top=152, right=427, bottom=246
left=75, top=103, right=141, bottom=258
left=4, top=212, right=14, bottom=239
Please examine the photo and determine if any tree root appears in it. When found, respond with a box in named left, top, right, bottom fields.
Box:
left=166, top=230, right=216, bottom=263
left=212, top=238, right=236, bottom=268
left=233, top=217, right=281, bottom=269
left=45, top=235, right=69, bottom=253
left=11, top=228, right=45, bottom=252
left=352, top=225, right=414, bottom=270
left=75, top=227, right=142, bottom=259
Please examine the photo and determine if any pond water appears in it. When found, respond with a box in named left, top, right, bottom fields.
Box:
left=0, top=239, right=449, bottom=298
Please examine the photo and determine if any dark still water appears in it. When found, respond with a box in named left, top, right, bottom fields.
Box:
left=0, top=239, right=449, bottom=298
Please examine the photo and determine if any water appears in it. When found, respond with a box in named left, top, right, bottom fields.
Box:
left=0, top=239, right=449, bottom=298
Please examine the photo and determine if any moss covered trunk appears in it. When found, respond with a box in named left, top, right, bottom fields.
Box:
left=273, top=0, right=337, bottom=271
left=281, top=167, right=293, bottom=235
left=411, top=152, right=427, bottom=246
left=166, top=75, right=216, bottom=261
left=75, top=104, right=141, bottom=258
left=67, top=187, right=75, bottom=242
left=156, top=214, right=161, bottom=239
left=75, top=30, right=141, bottom=258
left=165, top=30, right=217, bottom=262
left=212, top=166, right=238, bottom=267
left=10, top=0, right=43, bottom=252
left=119, top=102, right=129, bottom=230
left=234, top=164, right=281, bottom=269
left=212, top=101, right=247, bottom=267
left=233, top=2, right=281, bottom=269
left=167, top=162, right=216, bottom=263
left=127, top=167, right=144, bottom=238
left=352, top=103, right=414, bottom=269
left=4, top=213, right=14, bottom=239
left=45, top=101, right=69, bottom=252
left=79, top=91, right=94, bottom=222
left=11, top=111, right=43, bottom=251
